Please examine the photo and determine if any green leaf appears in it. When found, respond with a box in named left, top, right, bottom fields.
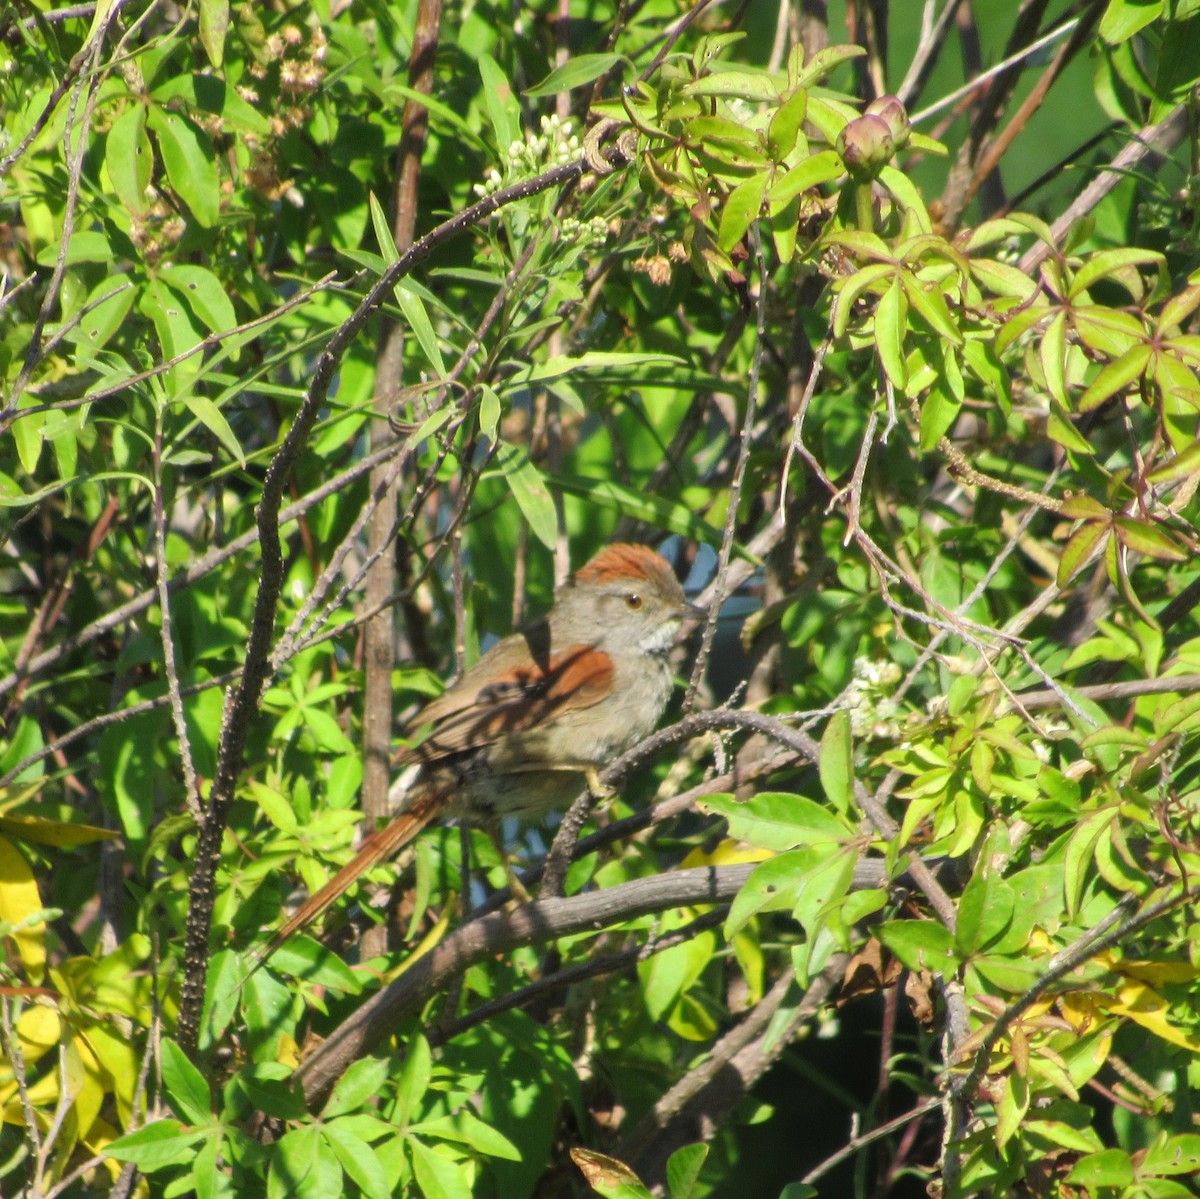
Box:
left=1041, top=310, right=1068, bottom=405
left=494, top=442, right=557, bottom=549
left=323, top=1058, right=390, bottom=1120
left=394, top=281, right=447, bottom=378
left=874, top=278, right=908, bottom=389
left=322, top=1123, right=391, bottom=1199
left=919, top=385, right=961, bottom=450
left=1077, top=343, right=1153, bottom=411
left=185, top=395, right=245, bottom=467
left=106, top=105, right=152, bottom=216
left=525, top=53, right=624, bottom=97
left=640, top=923, right=715, bottom=1022
left=271, top=1124, right=342, bottom=1199
left=160, top=1037, right=212, bottom=1124
left=1068, top=1148, right=1135, bottom=1187
left=409, top=1111, right=522, bottom=1160
left=514, top=350, right=683, bottom=385
left=717, top=172, right=768, bottom=252
left=767, top=149, right=844, bottom=212
left=818, top=711, right=853, bottom=815
left=479, top=54, right=519, bottom=148
left=681, top=69, right=781, bottom=102
left=478, top=385, right=501, bottom=441
left=876, top=920, right=959, bottom=973
left=1057, top=518, right=1111, bottom=588
left=147, top=107, right=219, bottom=226
left=724, top=851, right=806, bottom=938
left=1062, top=809, right=1115, bottom=918
left=410, top=1138, right=473, bottom=1199
left=698, top=792, right=850, bottom=851
left=1069, top=248, right=1163, bottom=298
left=666, top=1143, right=708, bottom=1199
left=395, top=1033, right=432, bottom=1122
left=1100, top=0, right=1165, bottom=43
left=1114, top=516, right=1188, bottom=560
left=767, top=88, right=808, bottom=160
left=1140, top=1132, right=1200, bottom=1176
left=198, top=0, right=229, bottom=67
left=159, top=264, right=237, bottom=335
left=955, top=871, right=1015, bottom=956
left=106, top=1120, right=208, bottom=1170
left=267, top=936, right=362, bottom=991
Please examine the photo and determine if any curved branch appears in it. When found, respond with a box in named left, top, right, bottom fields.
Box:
left=294, top=856, right=904, bottom=1107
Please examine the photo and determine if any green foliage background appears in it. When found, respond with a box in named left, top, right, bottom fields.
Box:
left=2, top=0, right=1200, bottom=1196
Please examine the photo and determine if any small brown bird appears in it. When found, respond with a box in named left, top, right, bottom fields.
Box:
left=254, top=543, right=698, bottom=968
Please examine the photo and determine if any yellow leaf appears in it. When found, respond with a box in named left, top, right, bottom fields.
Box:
left=67, top=1033, right=106, bottom=1144
left=1109, top=958, right=1198, bottom=986
left=0, top=813, right=119, bottom=848
left=276, top=1033, right=301, bottom=1069
left=1109, top=981, right=1200, bottom=1053
left=15, top=1003, right=60, bottom=1068
left=79, top=1022, right=139, bottom=1126
left=80, top=1115, right=125, bottom=1184
left=0, top=836, right=47, bottom=977
left=680, top=838, right=771, bottom=868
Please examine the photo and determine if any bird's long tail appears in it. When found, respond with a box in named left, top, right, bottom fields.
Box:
left=244, top=788, right=445, bottom=980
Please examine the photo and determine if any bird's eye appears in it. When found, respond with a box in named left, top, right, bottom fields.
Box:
left=625, top=593, right=643, bottom=610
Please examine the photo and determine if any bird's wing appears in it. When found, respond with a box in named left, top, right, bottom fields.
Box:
left=397, top=640, right=614, bottom=765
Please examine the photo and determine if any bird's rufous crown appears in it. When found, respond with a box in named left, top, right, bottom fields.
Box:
left=573, top=543, right=677, bottom=590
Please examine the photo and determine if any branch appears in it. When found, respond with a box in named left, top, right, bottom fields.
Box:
left=176, top=145, right=636, bottom=1051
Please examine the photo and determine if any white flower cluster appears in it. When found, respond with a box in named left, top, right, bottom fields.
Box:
left=473, top=114, right=582, bottom=199
left=844, top=656, right=903, bottom=738
left=559, top=215, right=609, bottom=249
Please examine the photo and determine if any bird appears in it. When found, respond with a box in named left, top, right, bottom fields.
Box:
left=251, top=542, right=699, bottom=971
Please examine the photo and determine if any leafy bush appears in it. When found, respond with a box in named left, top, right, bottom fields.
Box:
left=2, top=1, right=1200, bottom=1196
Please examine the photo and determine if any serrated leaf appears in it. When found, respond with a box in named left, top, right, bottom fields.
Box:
left=1041, top=310, right=1068, bottom=405
left=1069, top=248, right=1163, bottom=298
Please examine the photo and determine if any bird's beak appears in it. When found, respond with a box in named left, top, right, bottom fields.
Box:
left=678, top=601, right=708, bottom=623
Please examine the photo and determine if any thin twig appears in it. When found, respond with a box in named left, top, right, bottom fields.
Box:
left=152, top=421, right=202, bottom=821
left=910, top=16, right=1081, bottom=126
